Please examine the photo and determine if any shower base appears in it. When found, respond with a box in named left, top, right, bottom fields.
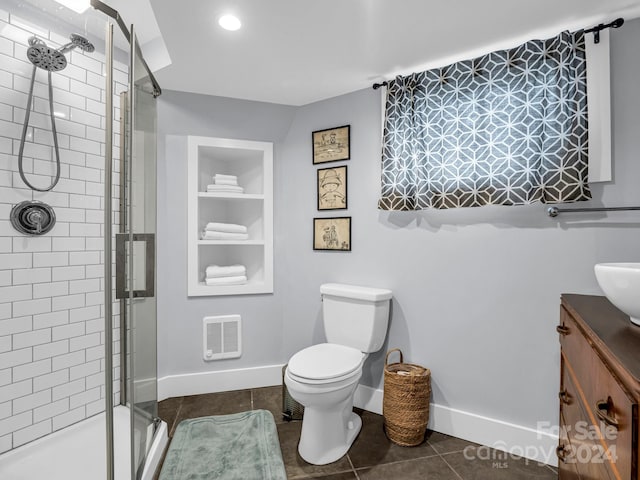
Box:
left=0, top=405, right=168, bottom=480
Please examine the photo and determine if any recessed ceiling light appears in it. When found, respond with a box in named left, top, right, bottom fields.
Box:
left=218, top=14, right=242, bottom=31
left=53, top=0, right=90, bottom=14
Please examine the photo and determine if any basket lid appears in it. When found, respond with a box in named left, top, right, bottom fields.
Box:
left=288, top=343, right=365, bottom=380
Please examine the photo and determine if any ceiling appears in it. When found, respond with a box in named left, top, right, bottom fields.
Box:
left=154, top=1, right=640, bottom=105
left=4, top=0, right=640, bottom=105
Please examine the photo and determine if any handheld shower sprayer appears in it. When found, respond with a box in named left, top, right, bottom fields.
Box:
left=17, top=33, right=95, bottom=193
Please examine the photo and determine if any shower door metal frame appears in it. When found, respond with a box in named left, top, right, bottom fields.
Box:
left=103, top=21, right=115, bottom=480
left=118, top=92, right=128, bottom=405
left=99, top=1, right=161, bottom=479
left=90, top=0, right=162, bottom=98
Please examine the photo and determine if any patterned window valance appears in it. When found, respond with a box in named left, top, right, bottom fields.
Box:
left=378, top=31, right=591, bottom=211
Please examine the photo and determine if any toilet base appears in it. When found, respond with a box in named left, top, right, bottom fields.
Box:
left=298, top=409, right=362, bottom=465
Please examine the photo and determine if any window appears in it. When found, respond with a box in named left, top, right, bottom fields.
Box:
left=585, top=30, right=612, bottom=182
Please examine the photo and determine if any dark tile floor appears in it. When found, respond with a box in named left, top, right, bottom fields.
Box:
left=155, top=386, right=558, bottom=479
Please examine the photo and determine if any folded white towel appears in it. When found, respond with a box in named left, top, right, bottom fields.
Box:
left=214, top=174, right=238, bottom=182
left=205, top=275, right=247, bottom=286
left=206, top=184, right=244, bottom=194
left=201, top=231, right=249, bottom=240
left=214, top=178, right=238, bottom=186
left=206, top=264, right=246, bottom=278
left=205, top=222, right=247, bottom=234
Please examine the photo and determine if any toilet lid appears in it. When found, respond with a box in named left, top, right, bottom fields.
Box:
left=288, top=343, right=365, bottom=380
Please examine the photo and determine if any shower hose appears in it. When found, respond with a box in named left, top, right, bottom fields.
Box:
left=17, top=64, right=62, bottom=192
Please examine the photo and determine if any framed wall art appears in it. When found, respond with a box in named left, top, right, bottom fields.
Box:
left=313, top=217, right=351, bottom=251
left=317, top=165, right=347, bottom=210
left=312, top=125, right=350, bottom=164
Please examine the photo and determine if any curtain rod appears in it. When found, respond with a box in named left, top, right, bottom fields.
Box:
left=372, top=17, right=624, bottom=90
left=584, top=17, right=624, bottom=44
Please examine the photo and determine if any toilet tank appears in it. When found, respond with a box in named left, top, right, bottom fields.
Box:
left=320, top=283, right=393, bottom=353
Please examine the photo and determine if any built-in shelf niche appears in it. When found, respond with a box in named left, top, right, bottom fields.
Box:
left=187, top=136, right=273, bottom=296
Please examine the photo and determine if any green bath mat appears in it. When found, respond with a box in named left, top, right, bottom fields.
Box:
left=158, top=410, right=287, bottom=480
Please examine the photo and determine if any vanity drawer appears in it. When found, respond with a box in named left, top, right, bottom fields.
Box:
left=557, top=414, right=582, bottom=480
left=559, top=358, right=615, bottom=480
left=559, top=307, right=636, bottom=480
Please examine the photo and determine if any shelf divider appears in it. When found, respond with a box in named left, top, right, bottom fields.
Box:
left=197, top=240, right=265, bottom=246
left=198, top=192, right=264, bottom=200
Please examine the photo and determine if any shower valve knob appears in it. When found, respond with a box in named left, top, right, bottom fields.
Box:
left=28, top=210, right=43, bottom=233
left=10, top=201, right=56, bottom=236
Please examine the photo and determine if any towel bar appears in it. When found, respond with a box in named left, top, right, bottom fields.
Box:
left=547, top=206, right=640, bottom=217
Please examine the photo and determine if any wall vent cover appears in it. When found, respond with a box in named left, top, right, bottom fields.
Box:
left=203, top=315, right=242, bottom=361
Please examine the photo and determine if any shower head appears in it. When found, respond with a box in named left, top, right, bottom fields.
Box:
left=26, top=37, right=67, bottom=72
left=69, top=33, right=95, bottom=52
left=58, top=34, right=95, bottom=54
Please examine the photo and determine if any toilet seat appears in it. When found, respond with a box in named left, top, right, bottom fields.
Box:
left=288, top=343, right=364, bottom=384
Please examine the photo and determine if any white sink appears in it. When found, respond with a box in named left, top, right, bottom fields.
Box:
left=595, top=263, right=640, bottom=326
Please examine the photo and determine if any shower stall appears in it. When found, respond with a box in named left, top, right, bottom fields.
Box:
left=0, top=0, right=165, bottom=479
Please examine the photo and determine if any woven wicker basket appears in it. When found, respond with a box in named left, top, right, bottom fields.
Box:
left=383, top=348, right=431, bottom=446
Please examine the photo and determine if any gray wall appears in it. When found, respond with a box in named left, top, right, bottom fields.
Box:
left=157, top=19, right=640, bottom=431
left=277, top=18, right=640, bottom=430
left=156, top=91, right=296, bottom=377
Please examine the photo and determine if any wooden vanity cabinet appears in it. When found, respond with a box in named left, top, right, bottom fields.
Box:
left=558, top=294, right=640, bottom=480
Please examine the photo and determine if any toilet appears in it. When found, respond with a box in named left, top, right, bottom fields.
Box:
left=284, top=283, right=393, bottom=465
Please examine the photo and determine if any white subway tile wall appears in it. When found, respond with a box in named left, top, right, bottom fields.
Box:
left=0, top=12, right=127, bottom=451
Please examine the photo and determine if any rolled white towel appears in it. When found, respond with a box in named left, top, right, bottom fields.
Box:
left=206, top=264, right=246, bottom=278
left=206, top=184, right=244, bottom=194
left=201, top=231, right=249, bottom=240
left=205, top=275, right=247, bottom=286
left=205, top=222, right=247, bottom=234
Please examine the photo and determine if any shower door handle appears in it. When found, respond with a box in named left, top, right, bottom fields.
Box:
left=115, top=233, right=155, bottom=299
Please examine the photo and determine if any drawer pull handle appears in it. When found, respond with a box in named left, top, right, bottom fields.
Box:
left=559, top=389, right=572, bottom=405
left=595, top=398, right=619, bottom=429
left=556, top=444, right=568, bottom=463
left=556, top=325, right=570, bottom=335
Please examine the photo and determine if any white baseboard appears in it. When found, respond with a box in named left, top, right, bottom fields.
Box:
left=353, top=383, right=384, bottom=414
left=157, top=369, right=557, bottom=467
left=157, top=364, right=284, bottom=401
left=354, top=385, right=558, bottom=467
left=135, top=377, right=156, bottom=404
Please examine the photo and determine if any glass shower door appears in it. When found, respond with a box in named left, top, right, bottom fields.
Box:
left=119, top=29, right=159, bottom=480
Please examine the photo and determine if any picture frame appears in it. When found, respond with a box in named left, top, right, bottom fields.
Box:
left=317, top=165, right=347, bottom=211
left=313, top=217, right=351, bottom=251
left=312, top=125, right=350, bottom=164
